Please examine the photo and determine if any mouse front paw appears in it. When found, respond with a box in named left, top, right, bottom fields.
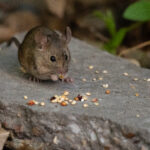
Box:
left=64, top=77, right=74, bottom=83
left=50, top=74, right=58, bottom=81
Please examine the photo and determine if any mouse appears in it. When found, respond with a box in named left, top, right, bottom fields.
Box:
left=8, top=26, right=72, bottom=82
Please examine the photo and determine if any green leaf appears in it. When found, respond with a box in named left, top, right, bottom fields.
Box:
left=93, top=10, right=104, bottom=20
left=123, top=1, right=150, bottom=21
left=93, top=10, right=116, bottom=37
left=104, top=22, right=142, bottom=54
left=104, top=10, right=116, bottom=37
left=104, top=28, right=128, bottom=53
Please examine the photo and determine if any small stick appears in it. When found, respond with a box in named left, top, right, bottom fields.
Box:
left=119, top=40, right=150, bottom=56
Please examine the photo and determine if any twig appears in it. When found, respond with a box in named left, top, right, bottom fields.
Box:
left=119, top=40, right=150, bottom=56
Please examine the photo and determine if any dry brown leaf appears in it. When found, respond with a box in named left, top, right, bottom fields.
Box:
left=45, top=0, right=66, bottom=18
left=0, top=10, right=41, bottom=43
left=0, top=25, right=15, bottom=43
left=4, top=11, right=40, bottom=32
left=0, top=128, right=9, bottom=150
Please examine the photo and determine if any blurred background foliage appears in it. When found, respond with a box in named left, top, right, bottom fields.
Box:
left=0, top=0, right=150, bottom=68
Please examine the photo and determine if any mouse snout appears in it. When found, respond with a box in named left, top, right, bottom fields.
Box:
left=59, top=69, right=65, bottom=74
left=58, top=68, right=67, bottom=74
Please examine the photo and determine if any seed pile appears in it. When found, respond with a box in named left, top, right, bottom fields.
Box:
left=24, top=65, right=150, bottom=108
left=50, top=91, right=99, bottom=107
left=25, top=91, right=100, bottom=108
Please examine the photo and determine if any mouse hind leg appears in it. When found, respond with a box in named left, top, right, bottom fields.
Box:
left=28, top=75, right=41, bottom=83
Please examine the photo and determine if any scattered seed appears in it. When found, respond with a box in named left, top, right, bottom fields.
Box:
left=77, top=94, right=82, bottom=101
left=34, top=101, right=39, bottom=105
left=81, top=99, right=85, bottom=102
left=95, top=70, right=99, bottom=74
left=133, top=78, right=138, bottom=81
left=83, top=103, right=88, bottom=108
left=71, top=101, right=77, bottom=105
left=69, top=99, right=73, bottom=103
left=83, top=96, right=88, bottom=100
left=74, top=97, right=79, bottom=101
left=51, top=99, right=57, bottom=103
left=54, top=95, right=59, bottom=98
left=98, top=77, right=103, bottom=80
left=82, top=78, right=87, bottom=82
left=93, top=78, right=96, bottom=81
left=94, top=102, right=99, bottom=106
left=64, top=91, right=69, bottom=96
left=58, top=96, right=62, bottom=99
left=27, top=100, right=35, bottom=106
left=88, top=65, right=94, bottom=69
left=92, top=98, right=98, bottom=102
left=105, top=90, right=110, bottom=94
left=123, top=72, right=129, bottom=76
left=60, top=101, right=68, bottom=106
left=135, top=93, right=139, bottom=97
left=102, top=84, right=109, bottom=88
left=65, top=97, right=69, bottom=101
left=50, top=96, right=56, bottom=101
left=61, top=95, right=66, bottom=99
left=24, top=95, right=28, bottom=100
left=147, top=78, right=150, bottom=82
left=86, top=92, right=91, bottom=96
left=60, top=97, right=65, bottom=101
left=57, top=99, right=63, bottom=103
left=102, top=70, right=108, bottom=74
left=40, top=102, right=45, bottom=106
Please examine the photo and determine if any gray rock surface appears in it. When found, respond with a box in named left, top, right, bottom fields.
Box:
left=0, top=34, right=150, bottom=150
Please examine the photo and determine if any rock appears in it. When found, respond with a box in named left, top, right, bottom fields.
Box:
left=120, top=49, right=150, bottom=68
left=5, top=139, right=44, bottom=150
left=0, top=33, right=150, bottom=149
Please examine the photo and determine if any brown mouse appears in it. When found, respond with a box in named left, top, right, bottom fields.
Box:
left=8, top=26, right=72, bottom=82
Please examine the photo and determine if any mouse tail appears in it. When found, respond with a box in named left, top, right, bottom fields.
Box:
left=7, top=37, right=20, bottom=48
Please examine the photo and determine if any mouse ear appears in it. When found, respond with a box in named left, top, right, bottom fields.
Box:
left=63, top=26, right=72, bottom=44
left=34, top=32, right=48, bottom=50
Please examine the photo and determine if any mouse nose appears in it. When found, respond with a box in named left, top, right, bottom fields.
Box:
left=59, top=68, right=66, bottom=74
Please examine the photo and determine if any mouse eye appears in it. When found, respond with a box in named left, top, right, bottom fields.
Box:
left=50, top=56, right=56, bottom=62
left=64, top=54, right=68, bottom=60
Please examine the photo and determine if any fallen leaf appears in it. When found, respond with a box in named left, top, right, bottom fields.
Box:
left=0, top=128, right=9, bottom=150
left=45, top=0, right=66, bottom=18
